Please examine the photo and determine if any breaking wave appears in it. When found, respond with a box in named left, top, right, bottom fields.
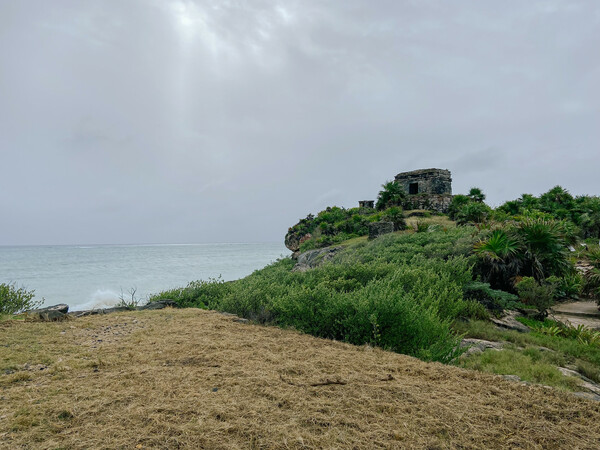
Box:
left=70, top=289, right=121, bottom=311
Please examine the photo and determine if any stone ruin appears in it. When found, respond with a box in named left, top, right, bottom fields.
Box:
left=359, top=168, right=453, bottom=214
left=395, top=168, right=452, bottom=213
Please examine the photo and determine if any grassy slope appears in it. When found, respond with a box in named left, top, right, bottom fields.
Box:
left=454, top=319, right=600, bottom=388
left=1, top=309, right=600, bottom=449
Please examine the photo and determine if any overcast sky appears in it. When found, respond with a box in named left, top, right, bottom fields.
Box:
left=1, top=1, right=599, bottom=245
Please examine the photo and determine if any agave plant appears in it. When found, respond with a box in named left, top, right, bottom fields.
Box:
left=538, top=325, right=564, bottom=337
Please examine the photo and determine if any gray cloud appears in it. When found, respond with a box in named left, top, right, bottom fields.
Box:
left=1, top=0, right=599, bottom=244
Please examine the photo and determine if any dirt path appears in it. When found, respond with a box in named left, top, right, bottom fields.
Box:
left=552, top=301, right=600, bottom=330
left=1, top=309, right=600, bottom=449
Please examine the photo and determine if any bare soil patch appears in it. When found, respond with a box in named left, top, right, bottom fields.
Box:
left=1, top=309, right=600, bottom=449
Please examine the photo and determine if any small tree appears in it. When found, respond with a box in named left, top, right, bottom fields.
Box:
left=376, top=181, right=406, bottom=211
left=0, top=282, right=42, bottom=315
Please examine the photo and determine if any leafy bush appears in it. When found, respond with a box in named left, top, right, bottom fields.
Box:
left=149, top=277, right=232, bottom=308
left=583, top=268, right=600, bottom=301
left=0, top=283, right=42, bottom=315
left=515, top=277, right=555, bottom=318
left=516, top=219, right=571, bottom=280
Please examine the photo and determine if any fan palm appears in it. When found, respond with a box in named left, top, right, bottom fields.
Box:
left=516, top=219, right=570, bottom=280
left=474, top=229, right=521, bottom=289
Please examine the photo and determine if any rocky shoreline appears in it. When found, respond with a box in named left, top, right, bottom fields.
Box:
left=24, top=300, right=178, bottom=321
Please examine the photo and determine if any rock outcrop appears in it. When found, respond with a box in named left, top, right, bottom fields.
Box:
left=490, top=310, right=530, bottom=333
left=460, top=338, right=504, bottom=356
left=285, top=231, right=312, bottom=253
left=26, top=304, right=69, bottom=321
left=292, top=246, right=343, bottom=272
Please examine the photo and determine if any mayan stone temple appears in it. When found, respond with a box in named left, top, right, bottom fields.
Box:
left=395, top=168, right=453, bottom=213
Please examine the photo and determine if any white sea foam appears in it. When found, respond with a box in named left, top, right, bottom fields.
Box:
left=71, top=289, right=121, bottom=311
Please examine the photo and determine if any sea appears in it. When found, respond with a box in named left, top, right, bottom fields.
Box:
left=0, top=243, right=288, bottom=311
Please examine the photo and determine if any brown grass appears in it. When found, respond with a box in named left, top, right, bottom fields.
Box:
left=1, top=309, right=600, bottom=449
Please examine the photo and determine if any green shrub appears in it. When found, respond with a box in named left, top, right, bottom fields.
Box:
left=149, top=277, right=233, bottom=308
left=516, top=219, right=572, bottom=280
left=381, top=206, right=406, bottom=231
left=0, top=283, right=42, bottom=314
left=462, top=281, right=519, bottom=313
left=456, top=202, right=491, bottom=225
left=515, top=277, right=555, bottom=318
left=547, top=274, right=582, bottom=300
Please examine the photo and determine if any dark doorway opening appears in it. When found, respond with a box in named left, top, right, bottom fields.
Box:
left=409, top=182, right=418, bottom=195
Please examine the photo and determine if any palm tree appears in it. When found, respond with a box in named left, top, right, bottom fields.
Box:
left=516, top=219, right=570, bottom=280
left=468, top=187, right=486, bottom=203
left=376, top=181, right=406, bottom=211
left=474, top=229, right=521, bottom=289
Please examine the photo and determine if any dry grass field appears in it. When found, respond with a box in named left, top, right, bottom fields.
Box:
left=1, top=308, right=600, bottom=449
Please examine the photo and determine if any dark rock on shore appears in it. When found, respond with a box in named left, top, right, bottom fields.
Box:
left=26, top=304, right=69, bottom=321
left=27, top=299, right=178, bottom=321
left=69, top=306, right=131, bottom=317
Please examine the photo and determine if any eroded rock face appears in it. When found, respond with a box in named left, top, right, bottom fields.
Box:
left=292, top=246, right=342, bottom=272
left=285, top=231, right=312, bottom=252
left=368, top=221, right=394, bottom=240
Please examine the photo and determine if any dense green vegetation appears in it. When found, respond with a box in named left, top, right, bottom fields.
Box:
left=151, top=228, right=484, bottom=363
left=151, top=183, right=600, bottom=380
left=288, top=210, right=412, bottom=253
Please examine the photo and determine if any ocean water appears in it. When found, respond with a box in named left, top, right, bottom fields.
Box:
left=0, top=243, right=288, bottom=311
